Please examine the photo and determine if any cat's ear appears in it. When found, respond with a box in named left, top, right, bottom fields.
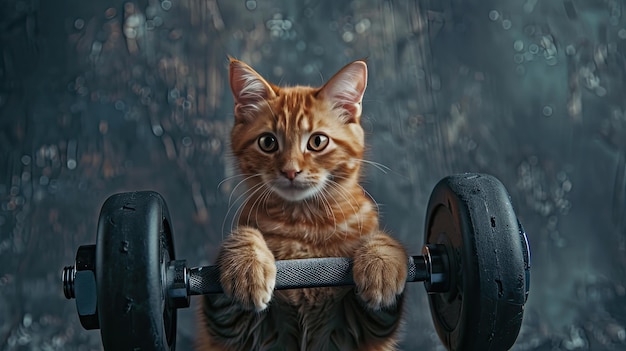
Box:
left=229, top=58, right=277, bottom=123
left=318, top=60, right=368, bottom=123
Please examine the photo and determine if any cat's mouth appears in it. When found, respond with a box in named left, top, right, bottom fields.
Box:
left=271, top=179, right=323, bottom=202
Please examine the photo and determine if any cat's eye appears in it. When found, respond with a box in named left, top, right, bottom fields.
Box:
left=258, top=133, right=279, bottom=153
left=307, top=134, right=329, bottom=152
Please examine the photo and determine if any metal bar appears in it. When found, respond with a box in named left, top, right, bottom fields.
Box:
left=187, top=256, right=427, bottom=296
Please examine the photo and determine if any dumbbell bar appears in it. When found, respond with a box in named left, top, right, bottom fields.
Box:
left=185, top=245, right=445, bottom=294
left=61, top=173, right=531, bottom=351
left=64, top=244, right=447, bottom=310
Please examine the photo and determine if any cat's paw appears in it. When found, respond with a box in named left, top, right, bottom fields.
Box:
left=217, top=226, right=276, bottom=311
left=353, top=233, right=407, bottom=310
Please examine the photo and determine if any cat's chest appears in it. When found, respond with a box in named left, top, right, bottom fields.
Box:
left=263, top=232, right=360, bottom=260
left=254, top=207, right=378, bottom=256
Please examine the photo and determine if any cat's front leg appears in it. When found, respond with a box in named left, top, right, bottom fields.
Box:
left=217, top=226, right=276, bottom=311
left=353, top=232, right=408, bottom=310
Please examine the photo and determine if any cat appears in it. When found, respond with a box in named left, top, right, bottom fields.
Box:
left=196, top=58, right=408, bottom=351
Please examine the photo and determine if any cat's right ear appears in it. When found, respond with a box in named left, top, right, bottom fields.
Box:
left=229, top=58, right=276, bottom=123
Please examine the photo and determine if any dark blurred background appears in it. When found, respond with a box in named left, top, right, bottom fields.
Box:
left=1, top=0, right=626, bottom=350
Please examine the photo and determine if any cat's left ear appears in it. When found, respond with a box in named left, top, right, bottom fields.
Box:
left=318, top=60, right=368, bottom=123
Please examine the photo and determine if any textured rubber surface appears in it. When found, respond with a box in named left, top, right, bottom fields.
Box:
left=424, top=173, right=528, bottom=351
left=96, top=191, right=177, bottom=351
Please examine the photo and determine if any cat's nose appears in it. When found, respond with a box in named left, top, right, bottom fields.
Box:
left=281, top=169, right=301, bottom=181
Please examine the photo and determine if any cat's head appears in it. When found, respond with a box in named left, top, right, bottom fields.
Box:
left=229, top=58, right=368, bottom=203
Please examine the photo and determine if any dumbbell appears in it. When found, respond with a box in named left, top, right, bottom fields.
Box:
left=62, top=173, right=531, bottom=351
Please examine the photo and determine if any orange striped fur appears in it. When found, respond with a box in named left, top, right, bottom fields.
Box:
left=196, top=59, right=407, bottom=351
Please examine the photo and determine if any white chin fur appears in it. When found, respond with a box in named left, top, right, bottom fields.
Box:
left=272, top=177, right=327, bottom=202
left=273, top=185, right=319, bottom=202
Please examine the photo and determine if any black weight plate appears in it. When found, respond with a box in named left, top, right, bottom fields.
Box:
left=96, top=191, right=177, bottom=351
left=424, top=174, right=527, bottom=351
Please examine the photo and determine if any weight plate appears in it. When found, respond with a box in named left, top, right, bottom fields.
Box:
left=424, top=173, right=528, bottom=351
left=96, top=191, right=177, bottom=351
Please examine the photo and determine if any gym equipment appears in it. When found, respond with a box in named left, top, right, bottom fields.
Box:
left=62, top=173, right=531, bottom=351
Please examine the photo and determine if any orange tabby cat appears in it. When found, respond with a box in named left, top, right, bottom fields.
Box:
left=196, top=58, right=408, bottom=351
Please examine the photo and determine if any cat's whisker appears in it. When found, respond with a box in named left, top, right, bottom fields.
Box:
left=223, top=191, right=250, bottom=238
left=222, top=180, right=265, bottom=236
left=357, top=159, right=392, bottom=174
left=318, top=188, right=341, bottom=241
left=326, top=179, right=360, bottom=214
left=330, top=174, right=381, bottom=217
left=329, top=190, right=351, bottom=243
left=325, top=180, right=365, bottom=234
left=226, top=176, right=262, bottom=213
left=301, top=198, right=315, bottom=240
left=247, top=184, right=273, bottom=229
left=356, top=185, right=381, bottom=216
left=216, top=173, right=248, bottom=191
left=311, top=192, right=337, bottom=238
left=237, top=185, right=263, bottom=229
left=313, top=197, right=331, bottom=240
left=255, top=187, right=274, bottom=230
left=317, top=191, right=335, bottom=220
left=326, top=181, right=370, bottom=235
left=222, top=177, right=259, bottom=237
left=227, top=174, right=262, bottom=207
left=229, top=182, right=268, bottom=235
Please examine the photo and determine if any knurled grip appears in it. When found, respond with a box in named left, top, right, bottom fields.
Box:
left=187, top=256, right=427, bottom=296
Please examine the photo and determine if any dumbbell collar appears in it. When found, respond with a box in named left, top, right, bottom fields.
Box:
left=166, top=259, right=190, bottom=309
left=422, top=244, right=450, bottom=293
